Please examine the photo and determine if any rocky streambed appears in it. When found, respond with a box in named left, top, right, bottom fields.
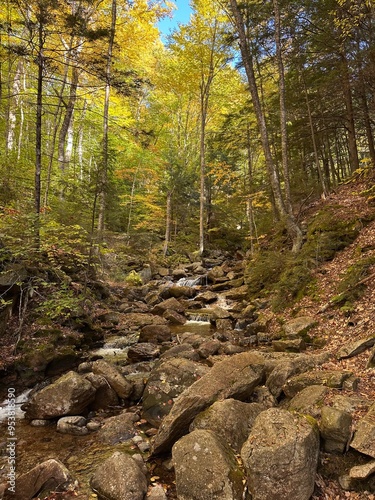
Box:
left=1, top=259, right=375, bottom=499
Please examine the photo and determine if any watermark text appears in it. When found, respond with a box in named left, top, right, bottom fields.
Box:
left=5, top=388, right=16, bottom=493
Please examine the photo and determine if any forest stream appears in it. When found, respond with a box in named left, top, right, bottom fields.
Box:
left=0, top=297, right=217, bottom=499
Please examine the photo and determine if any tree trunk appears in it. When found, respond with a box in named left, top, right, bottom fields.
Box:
left=229, top=0, right=302, bottom=252
left=273, top=0, right=293, bottom=214
left=77, top=100, right=87, bottom=180
left=340, top=53, right=360, bottom=172
left=357, top=66, right=375, bottom=167
left=17, top=67, right=26, bottom=161
left=97, top=0, right=116, bottom=242
left=163, top=191, right=172, bottom=257
left=199, top=92, right=207, bottom=256
left=58, top=65, right=79, bottom=172
left=198, top=20, right=217, bottom=257
left=35, top=9, right=44, bottom=245
left=301, top=73, right=328, bottom=198
left=6, top=60, right=22, bottom=152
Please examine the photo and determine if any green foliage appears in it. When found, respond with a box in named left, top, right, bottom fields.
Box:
left=34, top=283, right=83, bottom=321
left=40, top=220, right=91, bottom=275
left=0, top=209, right=38, bottom=264
left=125, top=269, right=142, bottom=286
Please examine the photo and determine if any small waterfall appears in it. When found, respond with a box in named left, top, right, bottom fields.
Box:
left=186, top=312, right=212, bottom=323
left=176, top=275, right=207, bottom=287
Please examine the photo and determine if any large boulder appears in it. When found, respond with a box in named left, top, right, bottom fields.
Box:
left=337, top=335, right=375, bottom=360
left=241, top=408, right=319, bottom=500
left=190, top=399, right=264, bottom=453
left=160, top=344, right=200, bottom=362
left=320, top=406, right=352, bottom=453
left=163, top=309, right=187, bottom=325
left=283, top=316, right=316, bottom=338
left=350, top=402, right=375, bottom=457
left=122, top=313, right=168, bottom=329
left=138, top=324, right=172, bottom=344
left=23, top=371, right=96, bottom=419
left=90, top=451, right=147, bottom=500
left=142, top=357, right=210, bottom=427
left=92, top=360, right=132, bottom=400
left=283, top=370, right=353, bottom=398
left=266, top=352, right=330, bottom=398
left=84, top=373, right=119, bottom=410
left=152, top=297, right=186, bottom=316
left=151, top=351, right=265, bottom=455
left=97, top=411, right=139, bottom=445
left=165, top=285, right=195, bottom=299
left=172, top=429, right=245, bottom=500
left=127, top=343, right=160, bottom=362
left=286, top=385, right=328, bottom=418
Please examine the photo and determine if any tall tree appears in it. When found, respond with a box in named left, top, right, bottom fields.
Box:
left=227, top=0, right=302, bottom=252
left=97, top=0, right=116, bottom=242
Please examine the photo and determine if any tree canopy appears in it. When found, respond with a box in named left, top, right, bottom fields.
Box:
left=1, top=0, right=374, bottom=262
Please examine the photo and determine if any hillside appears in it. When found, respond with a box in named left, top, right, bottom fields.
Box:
left=265, top=175, right=375, bottom=499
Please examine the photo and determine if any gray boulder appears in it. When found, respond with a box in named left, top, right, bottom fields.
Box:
left=163, top=309, right=187, bottom=325
left=283, top=369, right=353, bottom=398
left=283, top=316, right=316, bottom=338
left=194, top=291, right=218, bottom=304
left=160, top=344, right=200, bottom=362
left=337, top=335, right=375, bottom=360
left=266, top=352, right=330, bottom=398
left=90, top=451, right=147, bottom=500
left=57, top=416, right=88, bottom=436
left=172, top=429, right=245, bottom=500
left=84, top=373, right=120, bottom=410
left=142, top=357, right=209, bottom=427
left=350, top=402, right=375, bottom=457
left=190, top=399, right=264, bottom=453
left=151, top=351, right=265, bottom=455
left=320, top=406, right=352, bottom=453
left=97, top=411, right=139, bottom=445
left=166, top=285, right=195, bottom=299
left=241, top=408, right=319, bottom=500
left=152, top=297, right=186, bottom=315
left=287, top=385, right=329, bottom=418
left=92, top=359, right=132, bottom=400
left=272, top=338, right=306, bottom=352
left=23, top=371, right=96, bottom=419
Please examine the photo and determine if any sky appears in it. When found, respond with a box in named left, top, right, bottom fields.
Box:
left=158, top=1, right=192, bottom=40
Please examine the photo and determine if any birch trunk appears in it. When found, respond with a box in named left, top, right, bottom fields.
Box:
left=6, top=61, right=23, bottom=152
left=58, top=65, right=79, bottom=172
